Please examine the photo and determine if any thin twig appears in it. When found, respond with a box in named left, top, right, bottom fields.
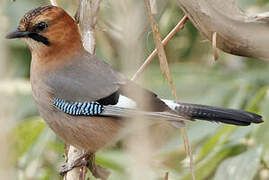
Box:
left=143, top=0, right=178, bottom=99
left=164, top=172, right=169, bottom=180
left=77, top=0, right=102, bottom=54
left=150, top=0, right=158, bottom=14
left=131, top=16, right=188, bottom=81
left=131, top=15, right=195, bottom=180
left=212, top=32, right=219, bottom=61
left=82, top=165, right=87, bottom=180
left=181, top=128, right=195, bottom=180
left=49, top=0, right=58, bottom=6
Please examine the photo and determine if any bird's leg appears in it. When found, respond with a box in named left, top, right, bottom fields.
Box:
left=60, top=152, right=110, bottom=180
left=59, top=152, right=89, bottom=176
left=87, top=153, right=110, bottom=180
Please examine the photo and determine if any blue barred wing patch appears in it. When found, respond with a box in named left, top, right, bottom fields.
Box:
left=53, top=98, right=104, bottom=116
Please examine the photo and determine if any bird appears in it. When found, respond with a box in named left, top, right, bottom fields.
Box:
left=6, top=5, right=263, bottom=174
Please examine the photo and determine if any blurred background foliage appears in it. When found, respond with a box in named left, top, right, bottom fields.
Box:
left=1, top=0, right=269, bottom=179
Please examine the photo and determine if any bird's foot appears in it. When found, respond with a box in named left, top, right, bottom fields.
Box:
left=59, top=153, right=89, bottom=176
left=59, top=153, right=110, bottom=180
left=87, top=154, right=110, bottom=180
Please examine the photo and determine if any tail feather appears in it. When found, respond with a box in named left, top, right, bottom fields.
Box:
left=102, top=105, right=186, bottom=127
left=162, top=100, right=264, bottom=126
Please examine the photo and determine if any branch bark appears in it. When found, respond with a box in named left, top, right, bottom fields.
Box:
left=177, top=0, right=269, bottom=60
left=75, top=0, right=102, bottom=54
left=64, top=146, right=84, bottom=180
left=64, top=0, right=109, bottom=180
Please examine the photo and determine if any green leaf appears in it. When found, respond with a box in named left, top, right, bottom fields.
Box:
left=245, top=87, right=268, bottom=112
left=96, top=151, right=128, bottom=173
left=214, top=147, right=262, bottom=180
left=227, top=82, right=250, bottom=109
left=181, top=145, right=245, bottom=180
left=253, top=92, right=269, bottom=166
left=195, top=126, right=236, bottom=163
left=11, top=116, right=45, bottom=160
left=17, top=127, right=56, bottom=178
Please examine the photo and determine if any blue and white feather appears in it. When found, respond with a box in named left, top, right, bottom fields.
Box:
left=53, top=96, right=185, bottom=127
left=53, top=98, right=104, bottom=115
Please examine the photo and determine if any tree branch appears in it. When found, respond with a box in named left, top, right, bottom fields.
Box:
left=76, top=0, right=102, bottom=54
left=48, top=0, right=107, bottom=180
left=177, top=0, right=269, bottom=60
left=65, top=1, right=106, bottom=179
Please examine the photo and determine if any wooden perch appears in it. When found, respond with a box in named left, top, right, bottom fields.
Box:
left=177, top=0, right=269, bottom=60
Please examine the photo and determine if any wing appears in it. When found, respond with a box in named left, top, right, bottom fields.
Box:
left=46, top=51, right=170, bottom=112
left=47, top=52, right=125, bottom=104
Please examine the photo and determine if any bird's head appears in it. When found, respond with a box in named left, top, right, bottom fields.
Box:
left=6, top=5, right=82, bottom=56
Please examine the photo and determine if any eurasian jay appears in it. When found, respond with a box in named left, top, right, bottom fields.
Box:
left=6, top=5, right=263, bottom=173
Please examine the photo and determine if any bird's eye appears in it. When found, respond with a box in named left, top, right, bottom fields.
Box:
left=34, top=22, right=48, bottom=32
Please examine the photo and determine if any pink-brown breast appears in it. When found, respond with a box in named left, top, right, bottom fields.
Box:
left=30, top=56, right=125, bottom=152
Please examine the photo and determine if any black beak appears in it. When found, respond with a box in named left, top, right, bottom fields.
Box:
left=5, top=29, right=31, bottom=39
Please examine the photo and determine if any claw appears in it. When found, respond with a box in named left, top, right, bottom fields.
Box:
left=59, top=163, right=72, bottom=176
left=59, top=153, right=110, bottom=180
left=59, top=153, right=89, bottom=176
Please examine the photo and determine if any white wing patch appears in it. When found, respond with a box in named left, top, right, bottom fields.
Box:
left=115, top=95, right=137, bottom=108
left=161, top=99, right=178, bottom=110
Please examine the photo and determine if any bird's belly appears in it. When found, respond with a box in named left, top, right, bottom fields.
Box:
left=37, top=103, right=124, bottom=152
left=30, top=71, right=124, bottom=152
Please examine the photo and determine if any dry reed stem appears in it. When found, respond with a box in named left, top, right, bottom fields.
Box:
left=212, top=32, right=219, bottom=61
left=164, top=172, right=169, bottom=180
left=131, top=16, right=188, bottom=81
left=76, top=0, right=102, bottom=54
left=0, top=4, right=13, bottom=179
left=49, top=0, right=58, bottom=6
left=112, top=1, right=154, bottom=180
left=143, top=0, right=178, bottom=99
left=150, top=0, right=158, bottom=14
left=131, top=13, right=195, bottom=179
left=181, top=128, right=195, bottom=180
left=50, top=1, right=193, bottom=180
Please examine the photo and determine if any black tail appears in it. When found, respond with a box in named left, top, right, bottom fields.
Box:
left=163, top=100, right=264, bottom=126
